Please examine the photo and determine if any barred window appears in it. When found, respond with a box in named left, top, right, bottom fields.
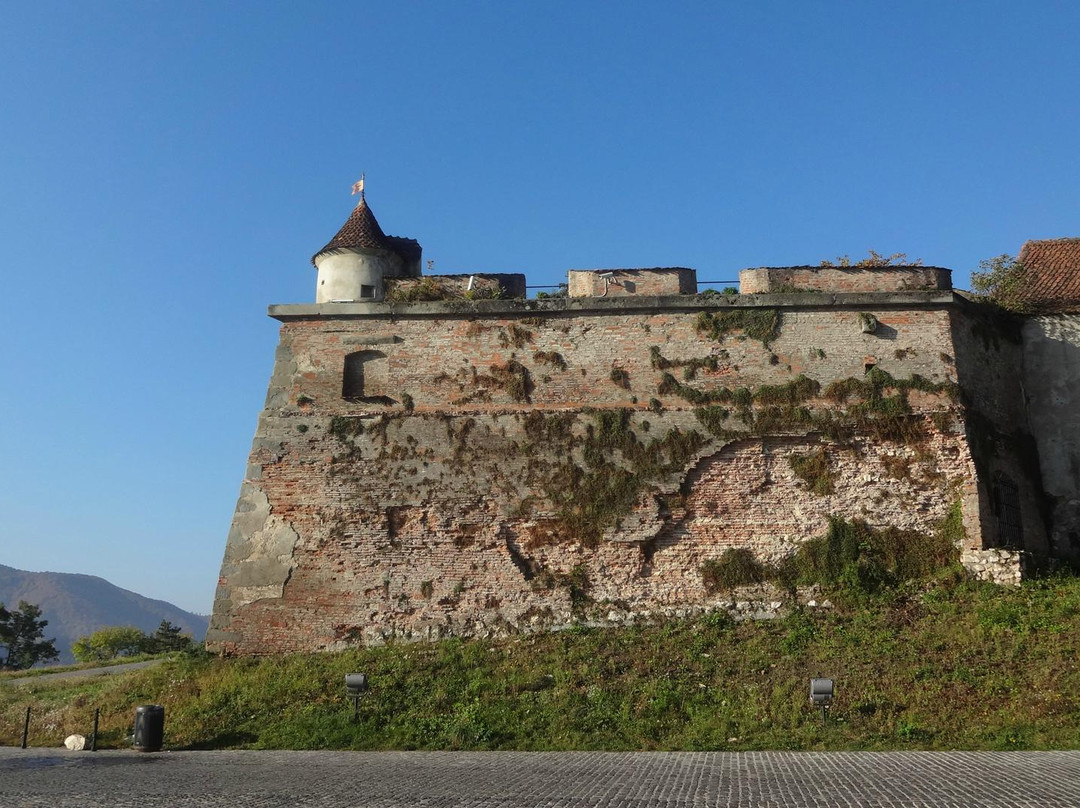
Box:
left=992, top=474, right=1023, bottom=549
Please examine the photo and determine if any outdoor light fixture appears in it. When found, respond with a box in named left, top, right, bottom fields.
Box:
left=345, top=673, right=368, bottom=722
left=809, top=678, right=834, bottom=724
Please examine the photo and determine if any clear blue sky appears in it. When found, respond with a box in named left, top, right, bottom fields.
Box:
left=2, top=2, right=1078, bottom=615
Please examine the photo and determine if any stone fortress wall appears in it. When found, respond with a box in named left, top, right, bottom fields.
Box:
left=207, top=261, right=1061, bottom=655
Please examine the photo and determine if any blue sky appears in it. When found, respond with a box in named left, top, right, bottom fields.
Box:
left=2, top=2, right=1078, bottom=615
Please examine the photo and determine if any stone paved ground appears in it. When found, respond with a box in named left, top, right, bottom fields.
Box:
left=2, top=748, right=1079, bottom=807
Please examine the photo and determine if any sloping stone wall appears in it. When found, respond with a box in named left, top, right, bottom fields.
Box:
left=209, top=294, right=1007, bottom=655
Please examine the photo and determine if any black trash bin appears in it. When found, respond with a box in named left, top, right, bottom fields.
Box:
left=133, top=705, right=164, bottom=752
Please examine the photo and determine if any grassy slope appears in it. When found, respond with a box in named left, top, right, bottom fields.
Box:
left=3, top=573, right=1079, bottom=752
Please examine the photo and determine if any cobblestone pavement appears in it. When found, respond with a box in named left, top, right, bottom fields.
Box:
left=3, top=748, right=1079, bottom=807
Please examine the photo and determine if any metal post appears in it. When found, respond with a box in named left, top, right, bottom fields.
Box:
left=22, top=706, right=30, bottom=749
left=353, top=695, right=360, bottom=723
left=821, top=705, right=828, bottom=725
left=91, top=708, right=100, bottom=751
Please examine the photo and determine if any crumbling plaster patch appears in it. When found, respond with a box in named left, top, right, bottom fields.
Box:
left=218, top=482, right=299, bottom=608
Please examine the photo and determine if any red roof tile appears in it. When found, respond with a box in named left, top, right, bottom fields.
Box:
left=312, top=198, right=388, bottom=264
left=1018, top=238, right=1080, bottom=313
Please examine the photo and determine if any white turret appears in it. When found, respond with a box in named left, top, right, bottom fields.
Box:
left=311, top=192, right=421, bottom=303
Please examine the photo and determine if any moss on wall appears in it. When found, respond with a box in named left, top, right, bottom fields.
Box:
left=695, top=308, right=781, bottom=345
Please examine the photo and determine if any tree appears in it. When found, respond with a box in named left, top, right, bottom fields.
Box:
left=0, top=601, right=59, bottom=670
left=971, top=254, right=1030, bottom=312
left=144, top=620, right=193, bottom=654
left=71, top=626, right=147, bottom=663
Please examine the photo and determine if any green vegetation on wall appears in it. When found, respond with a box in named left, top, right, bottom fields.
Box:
left=533, top=350, right=567, bottom=371
left=695, top=308, right=781, bottom=345
left=668, top=367, right=959, bottom=446
left=701, top=548, right=768, bottom=592
left=535, top=409, right=707, bottom=546
left=788, top=448, right=836, bottom=496
left=649, top=346, right=725, bottom=380
left=700, top=507, right=963, bottom=603
left=777, top=511, right=961, bottom=598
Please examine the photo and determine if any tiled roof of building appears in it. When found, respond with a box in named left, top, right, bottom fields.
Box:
left=1018, top=238, right=1080, bottom=313
left=384, top=235, right=422, bottom=264
left=311, top=198, right=388, bottom=264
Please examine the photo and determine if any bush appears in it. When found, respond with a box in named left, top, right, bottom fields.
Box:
left=701, top=549, right=767, bottom=593
left=780, top=514, right=960, bottom=601
left=72, top=626, right=147, bottom=662
left=971, top=254, right=1030, bottom=312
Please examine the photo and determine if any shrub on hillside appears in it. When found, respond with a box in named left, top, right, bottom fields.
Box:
left=72, top=626, right=147, bottom=662
left=72, top=620, right=195, bottom=662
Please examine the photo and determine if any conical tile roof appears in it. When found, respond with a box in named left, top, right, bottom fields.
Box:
left=312, top=198, right=388, bottom=265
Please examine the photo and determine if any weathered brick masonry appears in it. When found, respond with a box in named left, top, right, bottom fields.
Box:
left=208, top=284, right=1045, bottom=655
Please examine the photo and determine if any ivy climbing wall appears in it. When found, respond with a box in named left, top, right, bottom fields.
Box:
left=207, top=294, right=1026, bottom=654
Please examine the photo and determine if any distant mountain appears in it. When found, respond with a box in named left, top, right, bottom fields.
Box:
left=0, top=564, right=209, bottom=665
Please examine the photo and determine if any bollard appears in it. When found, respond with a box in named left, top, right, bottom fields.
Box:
left=91, top=708, right=100, bottom=752
left=132, top=705, right=164, bottom=753
left=22, top=706, right=30, bottom=749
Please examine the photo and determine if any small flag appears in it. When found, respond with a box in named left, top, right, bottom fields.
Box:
left=351, top=175, right=365, bottom=196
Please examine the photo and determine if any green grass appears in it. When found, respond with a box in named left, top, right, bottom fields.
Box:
left=5, top=572, right=1080, bottom=752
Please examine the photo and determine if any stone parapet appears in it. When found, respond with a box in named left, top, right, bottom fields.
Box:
left=567, top=268, right=697, bottom=298
left=268, top=290, right=958, bottom=321
left=740, top=266, right=952, bottom=295
left=385, top=273, right=526, bottom=301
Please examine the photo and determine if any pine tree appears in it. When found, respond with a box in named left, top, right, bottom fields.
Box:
left=0, top=601, right=59, bottom=670
left=148, top=620, right=193, bottom=653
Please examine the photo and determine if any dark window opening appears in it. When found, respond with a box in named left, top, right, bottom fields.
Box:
left=991, top=474, right=1023, bottom=549
left=360, top=284, right=376, bottom=299
left=342, top=350, right=388, bottom=400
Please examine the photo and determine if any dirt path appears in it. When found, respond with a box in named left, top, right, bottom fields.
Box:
left=0, top=659, right=165, bottom=686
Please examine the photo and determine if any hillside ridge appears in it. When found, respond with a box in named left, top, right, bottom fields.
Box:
left=0, top=563, right=208, bottom=664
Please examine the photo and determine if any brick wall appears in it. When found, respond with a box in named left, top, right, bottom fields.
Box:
left=207, top=292, right=1022, bottom=655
